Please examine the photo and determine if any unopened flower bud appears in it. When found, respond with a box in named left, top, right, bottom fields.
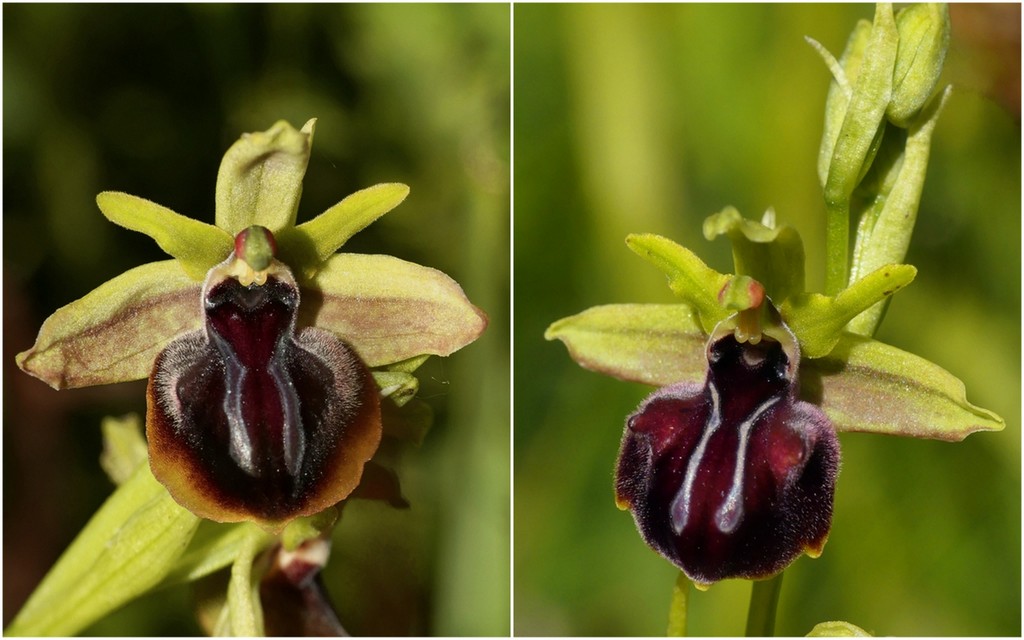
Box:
left=887, top=3, right=950, bottom=127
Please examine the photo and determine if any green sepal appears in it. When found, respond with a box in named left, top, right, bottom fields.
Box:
left=278, top=183, right=411, bottom=280
left=782, top=263, right=916, bottom=358
left=299, top=253, right=488, bottom=367
left=16, top=260, right=202, bottom=389
left=5, top=464, right=200, bottom=636
left=216, top=118, right=315, bottom=235
left=373, top=370, right=421, bottom=407
left=546, top=303, right=707, bottom=387
left=96, top=191, right=232, bottom=280
left=99, top=414, right=148, bottom=486
left=703, top=207, right=806, bottom=303
left=800, top=332, right=1004, bottom=441
left=626, top=233, right=734, bottom=333
left=807, top=620, right=873, bottom=637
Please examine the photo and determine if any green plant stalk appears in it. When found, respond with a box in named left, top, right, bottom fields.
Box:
left=666, top=571, right=690, bottom=636
left=824, top=201, right=850, bottom=296
left=745, top=572, right=784, bottom=636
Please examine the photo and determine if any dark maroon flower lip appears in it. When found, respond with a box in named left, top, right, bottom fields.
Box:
left=615, top=315, right=840, bottom=587
left=147, top=228, right=382, bottom=530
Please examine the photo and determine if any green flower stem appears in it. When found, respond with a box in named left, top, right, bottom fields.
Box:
left=824, top=201, right=850, bottom=296
left=745, top=572, right=784, bottom=636
left=666, top=571, right=690, bottom=637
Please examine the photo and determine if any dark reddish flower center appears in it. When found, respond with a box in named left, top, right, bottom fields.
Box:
left=616, top=325, right=839, bottom=587
left=146, top=238, right=382, bottom=529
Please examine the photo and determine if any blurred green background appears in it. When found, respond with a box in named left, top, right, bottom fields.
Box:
left=4, top=4, right=508, bottom=636
left=514, top=4, right=1019, bottom=636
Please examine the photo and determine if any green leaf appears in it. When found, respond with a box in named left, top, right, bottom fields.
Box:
left=16, top=260, right=202, bottom=389
left=300, top=253, right=488, bottom=367
left=99, top=413, right=148, bottom=485
left=215, top=118, right=315, bottom=235
left=545, top=303, right=707, bottom=387
left=625, top=233, right=733, bottom=333
left=807, top=620, right=872, bottom=637
left=703, top=207, right=806, bottom=303
left=278, top=183, right=411, bottom=280
left=6, top=464, right=200, bottom=636
left=782, top=263, right=916, bottom=358
left=96, top=191, right=232, bottom=280
left=800, top=332, right=1004, bottom=441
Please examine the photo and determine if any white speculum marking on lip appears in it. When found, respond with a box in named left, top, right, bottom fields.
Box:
left=271, top=351, right=304, bottom=478
left=714, top=394, right=781, bottom=534
left=671, top=384, right=721, bottom=534
left=212, top=330, right=257, bottom=477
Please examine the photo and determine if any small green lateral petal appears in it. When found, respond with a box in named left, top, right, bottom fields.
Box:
left=626, top=233, right=732, bottom=333
left=545, top=303, right=707, bottom=387
left=783, top=263, right=916, bottom=358
left=703, top=207, right=806, bottom=303
left=300, top=253, right=487, bottom=367
left=16, top=260, right=202, bottom=389
left=216, top=118, right=315, bottom=235
left=800, top=333, right=1004, bottom=441
left=373, top=370, right=420, bottom=407
left=96, top=192, right=233, bottom=280
left=278, top=183, right=411, bottom=279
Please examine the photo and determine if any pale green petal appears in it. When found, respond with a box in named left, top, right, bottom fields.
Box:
left=801, top=333, right=1004, bottom=441
left=626, top=233, right=733, bottom=333
left=16, top=260, right=202, bottom=389
left=216, top=118, right=315, bottom=235
left=278, top=183, right=411, bottom=279
left=96, top=191, right=232, bottom=280
left=373, top=370, right=420, bottom=407
left=545, top=303, right=707, bottom=387
left=300, top=253, right=487, bottom=367
left=783, top=263, right=916, bottom=358
left=5, top=464, right=200, bottom=636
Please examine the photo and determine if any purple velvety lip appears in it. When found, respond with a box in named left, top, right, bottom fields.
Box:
left=616, top=331, right=839, bottom=586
